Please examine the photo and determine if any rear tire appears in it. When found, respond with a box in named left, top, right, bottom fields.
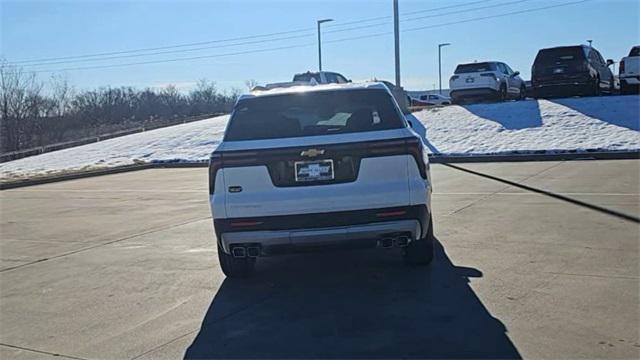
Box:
left=591, top=77, right=601, bottom=97
left=404, top=216, right=435, bottom=266
left=218, top=244, right=256, bottom=278
left=519, top=85, right=527, bottom=100
left=498, top=84, right=507, bottom=102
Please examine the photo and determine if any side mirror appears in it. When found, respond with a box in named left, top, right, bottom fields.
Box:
left=347, top=79, right=352, bottom=83
left=606, top=59, right=614, bottom=67
left=512, top=71, right=520, bottom=77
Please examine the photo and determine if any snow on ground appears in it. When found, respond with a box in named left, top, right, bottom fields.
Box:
left=409, top=95, right=640, bottom=155
left=1, top=95, right=639, bottom=181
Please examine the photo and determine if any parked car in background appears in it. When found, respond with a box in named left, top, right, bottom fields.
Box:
left=407, top=96, right=431, bottom=107
left=531, top=45, right=615, bottom=98
left=209, top=82, right=434, bottom=277
left=376, top=80, right=410, bottom=114
left=449, top=61, right=526, bottom=104
left=419, top=93, right=451, bottom=105
left=619, top=45, right=640, bottom=95
left=292, top=71, right=350, bottom=84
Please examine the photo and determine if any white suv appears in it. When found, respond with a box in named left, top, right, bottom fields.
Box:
left=449, top=61, right=526, bottom=103
left=209, top=82, right=434, bottom=277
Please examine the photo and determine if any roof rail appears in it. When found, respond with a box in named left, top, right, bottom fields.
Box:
left=251, top=78, right=319, bottom=92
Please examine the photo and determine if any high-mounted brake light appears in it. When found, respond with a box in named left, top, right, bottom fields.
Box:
left=208, top=153, right=223, bottom=195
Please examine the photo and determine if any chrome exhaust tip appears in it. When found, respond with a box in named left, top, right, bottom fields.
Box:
left=394, top=236, right=410, bottom=247
left=246, top=246, right=260, bottom=258
left=231, top=247, right=246, bottom=258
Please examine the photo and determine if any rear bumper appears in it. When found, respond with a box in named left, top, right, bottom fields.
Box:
left=620, top=76, right=640, bottom=85
left=214, top=205, right=429, bottom=255
left=532, top=81, right=592, bottom=97
left=450, top=87, right=498, bottom=100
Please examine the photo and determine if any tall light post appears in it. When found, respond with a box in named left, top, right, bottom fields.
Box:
left=587, top=39, right=593, bottom=48
left=393, top=0, right=401, bottom=86
left=438, top=43, right=451, bottom=95
left=317, top=18, right=333, bottom=72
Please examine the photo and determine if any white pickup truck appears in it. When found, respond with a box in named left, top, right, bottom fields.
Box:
left=620, top=45, right=640, bottom=94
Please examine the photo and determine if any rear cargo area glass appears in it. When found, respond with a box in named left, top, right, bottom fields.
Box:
left=225, top=90, right=404, bottom=141
left=454, top=62, right=496, bottom=74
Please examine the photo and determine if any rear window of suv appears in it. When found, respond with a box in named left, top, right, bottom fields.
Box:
left=225, top=89, right=404, bottom=141
left=454, top=62, right=496, bottom=74
left=534, top=47, right=587, bottom=65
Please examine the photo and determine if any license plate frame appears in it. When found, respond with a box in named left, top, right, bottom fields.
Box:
left=294, top=160, right=335, bottom=182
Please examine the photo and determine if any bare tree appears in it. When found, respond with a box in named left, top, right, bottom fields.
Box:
left=50, top=74, right=74, bottom=118
left=0, top=60, right=43, bottom=152
left=244, top=79, right=259, bottom=91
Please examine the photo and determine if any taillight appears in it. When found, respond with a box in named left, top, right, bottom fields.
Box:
left=480, top=73, right=497, bottom=80
left=208, top=153, right=223, bottom=194
left=450, top=75, right=459, bottom=81
left=620, top=60, right=625, bottom=74
left=405, top=137, right=428, bottom=179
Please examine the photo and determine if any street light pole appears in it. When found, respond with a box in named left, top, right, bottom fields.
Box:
left=317, top=19, right=333, bottom=72
left=438, top=43, right=451, bottom=95
left=393, top=0, right=401, bottom=86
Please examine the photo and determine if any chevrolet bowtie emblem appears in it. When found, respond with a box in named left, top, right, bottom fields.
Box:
left=300, top=148, right=325, bottom=157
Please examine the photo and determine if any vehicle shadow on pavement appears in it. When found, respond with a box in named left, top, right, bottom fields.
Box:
left=548, top=96, right=640, bottom=131
left=463, top=100, right=543, bottom=130
left=184, top=240, right=521, bottom=359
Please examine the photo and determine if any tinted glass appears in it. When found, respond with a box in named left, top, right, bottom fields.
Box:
left=454, top=62, right=497, bottom=73
left=293, top=73, right=321, bottom=82
left=324, top=73, right=338, bottom=83
left=630, top=47, right=640, bottom=57
left=535, top=47, right=586, bottom=66
left=225, top=90, right=404, bottom=141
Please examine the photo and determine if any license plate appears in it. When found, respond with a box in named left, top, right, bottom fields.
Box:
left=465, top=78, right=475, bottom=83
left=294, top=160, right=334, bottom=182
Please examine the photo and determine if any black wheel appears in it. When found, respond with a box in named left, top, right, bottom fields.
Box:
left=592, top=77, right=601, bottom=96
left=620, top=82, right=629, bottom=95
left=519, top=85, right=527, bottom=100
left=404, top=216, right=435, bottom=266
left=498, top=84, right=507, bottom=102
left=218, top=244, right=256, bottom=278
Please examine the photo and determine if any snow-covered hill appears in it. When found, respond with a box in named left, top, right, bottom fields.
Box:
left=1, top=96, right=639, bottom=181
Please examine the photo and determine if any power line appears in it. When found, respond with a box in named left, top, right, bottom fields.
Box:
left=403, top=0, right=532, bottom=22
left=404, top=0, right=591, bottom=32
left=324, top=0, right=530, bottom=36
left=15, top=0, right=591, bottom=74
left=13, top=33, right=315, bottom=67
left=7, top=27, right=316, bottom=64
left=15, top=0, right=525, bottom=68
left=6, top=0, right=492, bottom=66
left=20, top=43, right=316, bottom=74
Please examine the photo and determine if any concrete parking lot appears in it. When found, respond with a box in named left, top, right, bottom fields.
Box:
left=1, top=160, right=638, bottom=359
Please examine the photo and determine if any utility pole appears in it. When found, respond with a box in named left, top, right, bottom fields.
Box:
left=317, top=19, right=333, bottom=72
left=393, top=0, right=400, bottom=86
left=438, top=43, right=451, bottom=95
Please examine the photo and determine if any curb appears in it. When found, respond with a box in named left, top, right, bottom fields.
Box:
left=2, top=151, right=638, bottom=190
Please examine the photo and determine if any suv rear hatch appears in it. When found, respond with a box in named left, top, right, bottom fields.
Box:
left=532, top=46, right=589, bottom=83
left=450, top=62, right=499, bottom=90
left=215, top=89, right=419, bottom=218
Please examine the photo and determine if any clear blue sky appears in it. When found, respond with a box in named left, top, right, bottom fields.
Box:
left=1, top=0, right=639, bottom=92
